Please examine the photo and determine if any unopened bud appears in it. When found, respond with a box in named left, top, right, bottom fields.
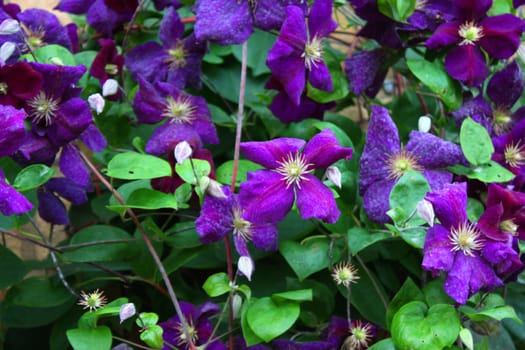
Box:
left=102, top=78, right=119, bottom=96
left=416, top=199, right=434, bottom=226
left=418, top=115, right=432, bottom=132
left=231, top=293, right=243, bottom=319
left=49, top=57, right=64, bottom=66
left=0, top=42, right=15, bottom=66
left=88, top=93, right=105, bottom=115
left=238, top=256, right=254, bottom=281
left=119, top=303, right=136, bottom=324
left=207, top=179, right=227, bottom=199
left=0, top=19, right=20, bottom=35
left=174, top=141, right=192, bottom=164
left=326, top=166, right=342, bottom=189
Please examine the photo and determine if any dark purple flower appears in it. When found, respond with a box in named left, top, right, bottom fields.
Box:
left=194, top=0, right=307, bottom=45
left=0, top=62, right=42, bottom=108
left=239, top=128, right=352, bottom=223
left=159, top=301, right=226, bottom=350
left=125, top=7, right=207, bottom=89
left=37, top=177, right=88, bottom=225
left=266, top=0, right=336, bottom=106
left=89, top=38, right=124, bottom=84
left=132, top=78, right=218, bottom=155
left=0, top=105, right=27, bottom=157
left=407, top=0, right=454, bottom=31
left=0, top=169, right=32, bottom=216
left=344, top=48, right=388, bottom=98
left=492, top=117, right=525, bottom=177
left=425, top=0, right=523, bottom=86
left=359, top=105, right=465, bottom=223
left=422, top=182, right=504, bottom=304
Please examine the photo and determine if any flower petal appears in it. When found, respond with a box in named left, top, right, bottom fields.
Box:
left=362, top=179, right=395, bottom=224
left=426, top=182, right=468, bottom=229
left=240, top=138, right=306, bottom=169
left=487, top=60, right=524, bottom=109
left=479, top=14, right=523, bottom=59
left=302, top=128, right=352, bottom=169
left=296, top=174, right=340, bottom=223
left=445, top=45, right=488, bottom=86
left=406, top=131, right=466, bottom=168
left=422, top=224, right=455, bottom=275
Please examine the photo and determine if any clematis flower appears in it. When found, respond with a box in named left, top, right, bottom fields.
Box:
left=89, top=38, right=124, bottom=85
left=425, top=0, right=524, bottom=86
left=0, top=61, right=42, bottom=108
left=125, top=7, right=206, bottom=89
left=0, top=169, right=32, bottom=216
left=239, top=128, right=352, bottom=223
left=194, top=0, right=307, bottom=45
left=359, top=105, right=466, bottom=223
left=266, top=0, right=336, bottom=106
left=492, top=117, right=525, bottom=177
left=159, top=301, right=226, bottom=350
left=37, top=177, right=88, bottom=225
left=422, top=182, right=504, bottom=304
left=344, top=48, right=388, bottom=98
left=132, top=78, right=218, bottom=156
left=0, top=104, right=27, bottom=157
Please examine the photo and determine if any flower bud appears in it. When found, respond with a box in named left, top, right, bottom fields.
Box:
left=418, top=115, right=432, bottom=132
left=102, top=78, right=119, bottom=96
left=326, top=166, right=342, bottom=189
left=88, top=93, right=105, bottom=115
left=0, top=19, right=20, bottom=35
left=238, top=256, right=254, bottom=281
left=416, top=199, right=435, bottom=226
left=206, top=179, right=227, bottom=199
left=174, top=141, right=192, bottom=164
left=119, top=303, right=136, bottom=324
left=0, top=42, right=15, bottom=66
left=231, top=293, right=243, bottom=319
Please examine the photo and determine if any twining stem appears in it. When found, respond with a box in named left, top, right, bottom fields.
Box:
left=79, top=152, right=197, bottom=350
left=122, top=0, right=149, bottom=52
left=355, top=254, right=388, bottom=310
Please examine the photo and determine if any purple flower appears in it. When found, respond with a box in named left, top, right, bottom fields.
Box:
left=89, top=38, right=124, bottom=85
left=132, top=78, right=218, bottom=155
left=266, top=0, right=336, bottom=106
left=492, top=118, right=525, bottom=177
left=37, top=177, right=88, bottom=225
left=125, top=7, right=206, bottom=89
left=359, top=105, right=465, bottom=223
left=194, top=0, right=307, bottom=45
left=344, top=48, right=388, bottom=98
left=239, top=128, right=352, bottom=223
left=0, top=62, right=42, bottom=108
left=425, top=0, right=523, bottom=86
left=0, top=169, right=32, bottom=216
left=0, top=104, right=27, bottom=157
left=159, top=301, right=226, bottom=350
left=422, top=182, right=503, bottom=304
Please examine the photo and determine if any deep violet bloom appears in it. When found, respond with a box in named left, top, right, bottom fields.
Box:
left=239, top=128, right=352, bottom=224
left=132, top=78, right=218, bottom=155
left=422, top=182, right=504, bottom=304
left=159, top=301, right=226, bottom=350
left=194, top=0, right=307, bottom=45
left=0, top=62, right=42, bottom=108
left=0, top=169, right=32, bottom=216
left=89, top=38, right=124, bottom=84
left=266, top=0, right=336, bottom=106
left=37, top=177, right=88, bottom=225
left=406, top=0, right=454, bottom=32
left=451, top=61, right=525, bottom=136
left=195, top=186, right=279, bottom=274
left=0, top=105, right=27, bottom=157
left=344, top=48, right=388, bottom=98
left=359, top=105, right=466, bottom=223
left=425, top=0, right=523, bottom=86
left=125, top=7, right=207, bottom=89
left=492, top=117, right=525, bottom=177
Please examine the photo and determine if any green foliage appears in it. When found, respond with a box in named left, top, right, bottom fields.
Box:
left=460, top=118, right=494, bottom=166
left=13, top=164, right=56, bottom=191
left=106, top=152, right=172, bottom=180
left=0, top=245, right=28, bottom=290
left=378, top=0, right=417, bottom=22
left=67, top=326, right=112, bottom=350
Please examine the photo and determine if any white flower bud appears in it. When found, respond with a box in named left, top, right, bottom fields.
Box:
left=102, top=79, right=119, bottom=96
left=0, top=19, right=20, bottom=35
left=238, top=256, right=254, bottom=281
left=326, top=166, right=342, bottom=189
left=418, top=115, right=432, bottom=133
left=0, top=41, right=15, bottom=66
left=174, top=141, right=192, bottom=164
left=88, top=93, right=105, bottom=115
left=231, top=293, right=243, bottom=319
left=119, top=303, right=136, bottom=324
left=416, top=199, right=435, bottom=227
left=206, top=179, right=227, bottom=199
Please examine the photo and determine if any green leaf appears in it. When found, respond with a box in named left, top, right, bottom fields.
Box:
left=467, top=161, right=515, bottom=183
left=347, top=227, right=391, bottom=255
left=369, top=338, right=396, bottom=350
left=459, top=328, right=474, bottom=350
left=406, top=52, right=462, bottom=110
left=313, top=121, right=354, bottom=148
left=67, top=326, right=112, bottom=350
left=386, top=278, right=425, bottom=328
left=13, top=164, right=56, bottom=191
left=0, top=245, right=28, bottom=289
left=460, top=118, right=494, bottom=166
left=215, top=160, right=263, bottom=187
left=460, top=305, right=522, bottom=324
left=175, top=158, right=211, bottom=185
left=232, top=29, right=274, bottom=76
left=241, top=299, right=264, bottom=346
left=61, top=225, right=132, bottom=262
left=247, top=297, right=300, bottom=342
left=385, top=224, right=426, bottom=249
left=140, top=324, right=163, bottom=349
left=107, top=188, right=177, bottom=211
left=137, top=312, right=159, bottom=327
left=272, top=289, right=313, bottom=303
left=389, top=170, right=430, bottom=226
left=378, top=0, right=417, bottom=22
left=106, top=152, right=172, bottom=180
left=391, top=301, right=461, bottom=350
left=203, top=272, right=231, bottom=297
left=280, top=239, right=331, bottom=281
left=22, top=44, right=76, bottom=66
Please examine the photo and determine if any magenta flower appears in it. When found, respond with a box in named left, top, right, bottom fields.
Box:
left=0, top=170, right=33, bottom=216
left=266, top=0, right=336, bottom=106
left=239, top=128, right=352, bottom=224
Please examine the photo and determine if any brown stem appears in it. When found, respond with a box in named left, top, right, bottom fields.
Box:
left=122, top=0, right=149, bottom=52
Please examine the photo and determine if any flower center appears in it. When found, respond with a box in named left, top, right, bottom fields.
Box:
left=343, top=321, right=373, bottom=350
left=385, top=148, right=421, bottom=180
left=302, top=36, right=323, bottom=71
left=0, top=82, right=8, bottom=94
left=232, top=208, right=253, bottom=242
left=449, top=222, right=483, bottom=256
left=105, top=63, right=119, bottom=75
left=500, top=219, right=519, bottom=236
left=162, top=96, right=196, bottom=124
left=458, top=21, right=484, bottom=45
left=22, top=24, right=46, bottom=51
left=78, top=289, right=108, bottom=311
left=27, top=91, right=59, bottom=126
left=504, top=141, right=525, bottom=168
left=415, top=0, right=429, bottom=10
left=492, top=110, right=512, bottom=135
left=275, top=153, right=313, bottom=189
left=175, top=320, right=198, bottom=347
left=165, top=41, right=187, bottom=69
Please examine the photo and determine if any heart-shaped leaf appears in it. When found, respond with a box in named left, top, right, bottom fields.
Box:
left=247, top=297, right=300, bottom=342
left=280, top=239, right=331, bottom=281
